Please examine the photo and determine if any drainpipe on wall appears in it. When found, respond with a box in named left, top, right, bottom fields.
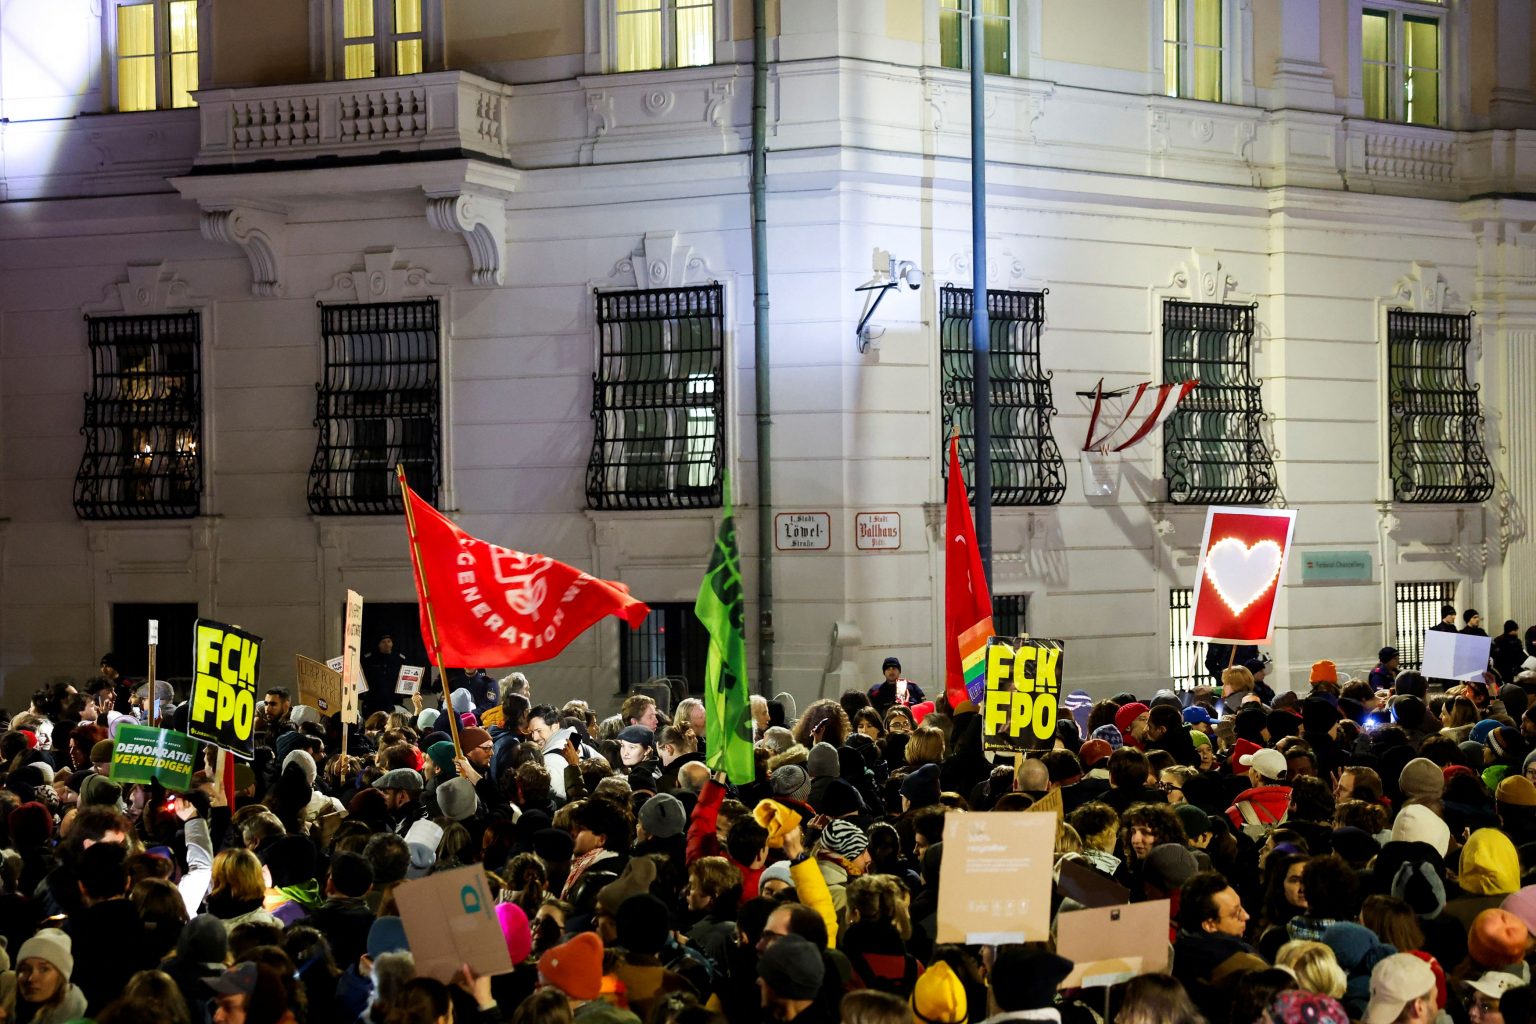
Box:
left=751, top=0, right=774, bottom=697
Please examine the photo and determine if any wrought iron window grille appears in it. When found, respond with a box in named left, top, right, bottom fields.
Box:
left=1169, top=586, right=1205, bottom=690
left=939, top=285, right=1066, bottom=506
left=75, top=312, right=203, bottom=520
left=586, top=284, right=725, bottom=511
left=1162, top=300, right=1277, bottom=505
left=1387, top=309, right=1493, bottom=504
left=1393, top=580, right=1457, bottom=672
left=308, top=300, right=441, bottom=515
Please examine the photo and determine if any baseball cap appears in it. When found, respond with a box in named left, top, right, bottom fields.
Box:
left=1239, top=747, right=1288, bottom=782
left=206, top=961, right=258, bottom=998
left=1363, top=954, right=1437, bottom=1024
left=1467, top=971, right=1523, bottom=1001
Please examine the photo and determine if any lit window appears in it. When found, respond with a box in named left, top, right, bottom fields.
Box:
left=340, top=0, right=426, bottom=79
left=114, top=0, right=199, bottom=112
left=939, top=0, right=1010, bottom=75
left=613, top=0, right=714, bottom=72
left=1164, top=0, right=1223, bottom=101
left=1362, top=3, right=1442, bottom=125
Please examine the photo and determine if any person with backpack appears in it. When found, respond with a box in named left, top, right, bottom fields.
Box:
left=839, top=873, right=923, bottom=993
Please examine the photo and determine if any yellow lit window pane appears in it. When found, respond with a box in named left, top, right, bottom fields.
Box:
left=1362, top=11, right=1388, bottom=64
left=118, top=3, right=155, bottom=58
left=1164, top=40, right=1180, bottom=96
left=344, top=0, right=374, bottom=39
left=118, top=55, right=156, bottom=111
left=940, top=0, right=963, bottom=69
left=396, top=38, right=422, bottom=74
left=345, top=42, right=376, bottom=79
left=394, top=0, right=422, bottom=34
left=677, top=0, right=713, bottom=68
left=1404, top=16, right=1439, bottom=71
left=170, top=52, right=198, bottom=107
left=1406, top=67, right=1439, bottom=125
left=1193, top=46, right=1221, bottom=101
left=1363, top=64, right=1388, bottom=120
left=169, top=0, right=197, bottom=52
left=615, top=0, right=662, bottom=72
left=1192, top=0, right=1221, bottom=48
left=982, top=0, right=1009, bottom=74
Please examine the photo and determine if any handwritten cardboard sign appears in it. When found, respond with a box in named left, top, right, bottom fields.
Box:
left=296, top=655, right=342, bottom=715
left=394, top=864, right=514, bottom=982
left=342, top=590, right=363, bottom=724
left=935, top=812, right=1053, bottom=945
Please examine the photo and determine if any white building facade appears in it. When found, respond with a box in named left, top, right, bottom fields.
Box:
left=1, top=0, right=1534, bottom=709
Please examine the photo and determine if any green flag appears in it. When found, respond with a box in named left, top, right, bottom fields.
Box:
left=695, top=483, right=755, bottom=784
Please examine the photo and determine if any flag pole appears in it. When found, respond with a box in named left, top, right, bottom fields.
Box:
left=397, top=464, right=463, bottom=761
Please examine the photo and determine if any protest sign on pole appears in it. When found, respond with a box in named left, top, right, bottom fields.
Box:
left=108, top=724, right=198, bottom=791
left=342, top=590, right=363, bottom=727
left=394, top=864, right=514, bottom=982
left=1188, top=506, right=1298, bottom=644
left=1056, top=901, right=1172, bottom=989
left=296, top=655, right=342, bottom=715
left=188, top=619, right=262, bottom=760
left=396, top=665, right=425, bottom=695
left=981, top=636, right=1065, bottom=753
left=1422, top=630, right=1493, bottom=681
left=935, top=812, right=1053, bottom=944
left=147, top=619, right=159, bottom=723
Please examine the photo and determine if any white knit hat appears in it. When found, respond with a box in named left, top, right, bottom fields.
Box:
left=17, top=928, right=73, bottom=979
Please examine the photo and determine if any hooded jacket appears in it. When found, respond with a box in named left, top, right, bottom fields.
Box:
left=1226, top=784, right=1290, bottom=832
left=1458, top=828, right=1521, bottom=896
left=1321, top=922, right=1396, bottom=1018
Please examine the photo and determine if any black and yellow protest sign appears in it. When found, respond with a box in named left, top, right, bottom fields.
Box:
left=982, top=636, right=1064, bottom=752
left=189, top=619, right=262, bottom=760
left=109, top=724, right=197, bottom=791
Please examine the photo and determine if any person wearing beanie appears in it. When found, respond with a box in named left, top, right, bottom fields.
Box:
left=1321, top=921, right=1396, bottom=1018
left=1311, top=660, right=1339, bottom=688
left=869, top=657, right=925, bottom=715
left=1371, top=647, right=1401, bottom=691
left=985, top=946, right=1074, bottom=1017
left=1114, top=702, right=1150, bottom=749
left=541, top=932, right=629, bottom=1018
left=1462, top=609, right=1488, bottom=636
left=1467, top=908, right=1532, bottom=973
left=757, top=932, right=826, bottom=1019
left=638, top=792, right=688, bottom=842
left=611, top=893, right=692, bottom=1019
left=901, top=763, right=942, bottom=811
left=806, top=741, right=839, bottom=780
left=1398, top=758, right=1446, bottom=810
left=912, top=960, right=967, bottom=1024
left=160, top=911, right=231, bottom=1014
left=1496, top=774, right=1536, bottom=847
left=15, top=928, right=87, bottom=1023
left=1446, top=829, right=1522, bottom=930
left=1390, top=804, right=1452, bottom=859
left=424, top=739, right=458, bottom=780
left=817, top=818, right=871, bottom=930
left=435, top=775, right=481, bottom=823
left=1090, top=723, right=1124, bottom=751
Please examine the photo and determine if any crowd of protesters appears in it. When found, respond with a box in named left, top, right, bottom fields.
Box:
left=1, top=614, right=1536, bottom=1024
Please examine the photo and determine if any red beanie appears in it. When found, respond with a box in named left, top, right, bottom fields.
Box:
left=538, top=932, right=604, bottom=1001
left=1230, top=738, right=1261, bottom=774
left=8, top=801, right=52, bottom=847
left=1114, top=703, right=1149, bottom=738
left=1469, top=909, right=1531, bottom=967
left=911, top=701, right=936, bottom=725
left=1407, top=951, right=1448, bottom=1010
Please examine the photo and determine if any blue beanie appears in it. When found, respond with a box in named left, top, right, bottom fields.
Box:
left=367, top=916, right=410, bottom=960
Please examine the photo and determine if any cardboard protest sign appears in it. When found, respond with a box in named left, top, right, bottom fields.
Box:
left=1056, top=901, right=1172, bottom=988
left=394, top=864, right=514, bottom=982
left=342, top=590, right=363, bottom=724
left=1422, top=630, right=1493, bottom=681
left=981, top=636, right=1064, bottom=753
left=1189, top=506, right=1298, bottom=644
left=108, top=724, right=197, bottom=791
left=296, top=655, right=342, bottom=715
left=189, top=619, right=262, bottom=759
left=1056, top=859, right=1130, bottom=909
left=397, top=665, right=425, bottom=695
left=935, top=811, right=1053, bottom=945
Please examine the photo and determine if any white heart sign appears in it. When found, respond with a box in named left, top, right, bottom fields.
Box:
left=1205, top=537, right=1283, bottom=614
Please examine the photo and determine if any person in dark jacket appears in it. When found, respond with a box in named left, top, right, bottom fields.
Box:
left=305, top=852, right=376, bottom=970
left=868, top=658, right=925, bottom=715
left=1494, top=621, right=1526, bottom=684
left=359, top=634, right=406, bottom=717
left=1172, top=872, right=1267, bottom=1021
left=1430, top=605, right=1460, bottom=633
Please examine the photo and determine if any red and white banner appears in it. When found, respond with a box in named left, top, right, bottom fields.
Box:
left=1083, top=378, right=1199, bottom=453
left=1188, top=506, right=1298, bottom=644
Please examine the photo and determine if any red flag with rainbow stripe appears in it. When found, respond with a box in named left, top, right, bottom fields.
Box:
left=944, top=433, right=994, bottom=707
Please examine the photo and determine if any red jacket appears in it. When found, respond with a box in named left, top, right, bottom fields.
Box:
left=1226, top=785, right=1290, bottom=830
left=685, top=779, right=763, bottom=899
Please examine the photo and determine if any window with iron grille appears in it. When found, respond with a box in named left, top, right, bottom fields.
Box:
left=619, top=602, right=709, bottom=694
left=587, top=285, right=725, bottom=510
left=1394, top=580, right=1456, bottom=672
left=74, top=312, right=203, bottom=520
left=308, top=300, right=441, bottom=515
left=1162, top=300, right=1276, bottom=505
left=993, top=594, right=1027, bottom=638
left=939, top=286, right=1065, bottom=506
left=1387, top=310, right=1493, bottom=504
left=1169, top=586, right=1205, bottom=689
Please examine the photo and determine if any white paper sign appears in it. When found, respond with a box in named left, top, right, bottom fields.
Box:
left=1422, top=630, right=1492, bottom=681
left=342, top=591, right=364, bottom=724
left=147, top=619, right=159, bottom=645
left=397, top=665, right=425, bottom=695
left=326, top=656, right=343, bottom=672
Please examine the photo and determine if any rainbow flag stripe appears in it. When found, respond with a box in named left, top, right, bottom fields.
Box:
left=960, top=616, right=996, bottom=704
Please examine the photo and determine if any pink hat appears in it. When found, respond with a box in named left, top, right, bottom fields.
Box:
left=1501, top=885, right=1536, bottom=937
left=496, top=902, right=532, bottom=964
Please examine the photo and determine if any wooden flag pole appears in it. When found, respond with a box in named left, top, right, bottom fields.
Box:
left=397, top=464, right=463, bottom=761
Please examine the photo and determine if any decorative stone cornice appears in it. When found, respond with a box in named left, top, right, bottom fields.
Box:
left=198, top=205, right=287, bottom=297
left=425, top=191, right=507, bottom=287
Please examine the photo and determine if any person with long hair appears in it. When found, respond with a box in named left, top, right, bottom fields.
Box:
left=207, top=849, right=279, bottom=931
left=1255, top=852, right=1308, bottom=961
left=1275, top=940, right=1347, bottom=1000
left=1115, top=974, right=1206, bottom=1024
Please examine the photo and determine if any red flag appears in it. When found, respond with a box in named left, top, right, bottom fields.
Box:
left=945, top=435, right=994, bottom=708
left=400, top=477, right=651, bottom=666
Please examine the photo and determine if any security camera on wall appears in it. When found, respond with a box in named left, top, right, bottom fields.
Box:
left=895, top=260, right=923, bottom=291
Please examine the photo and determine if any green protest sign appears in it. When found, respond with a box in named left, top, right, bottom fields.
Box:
left=109, top=724, right=198, bottom=791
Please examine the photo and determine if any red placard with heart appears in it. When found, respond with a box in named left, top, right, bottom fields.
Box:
left=1188, top=506, right=1298, bottom=644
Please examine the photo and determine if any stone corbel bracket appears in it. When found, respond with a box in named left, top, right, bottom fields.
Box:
left=199, top=205, right=288, bottom=297
left=425, top=191, right=507, bottom=287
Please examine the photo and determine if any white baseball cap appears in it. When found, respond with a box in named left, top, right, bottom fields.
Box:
left=1466, top=971, right=1523, bottom=1001
left=1239, top=747, right=1288, bottom=782
left=1362, top=954, right=1437, bottom=1024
